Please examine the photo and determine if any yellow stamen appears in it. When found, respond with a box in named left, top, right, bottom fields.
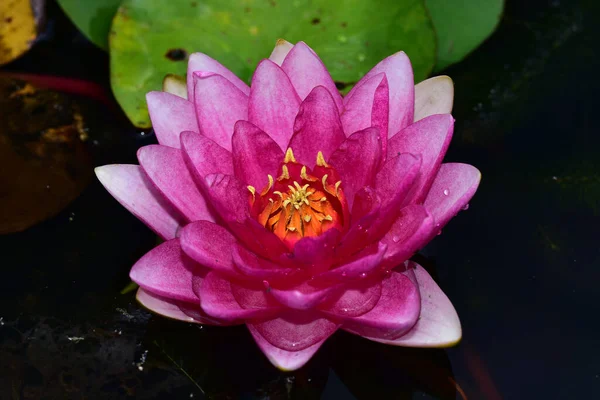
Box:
left=278, top=165, right=290, bottom=181
left=300, top=166, right=309, bottom=180
left=260, top=174, right=274, bottom=196
left=247, top=185, right=256, bottom=202
left=316, top=151, right=329, bottom=167
left=284, top=148, right=296, bottom=163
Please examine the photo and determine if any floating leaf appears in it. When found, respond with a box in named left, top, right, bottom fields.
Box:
left=110, top=0, right=436, bottom=128
left=0, top=0, right=40, bottom=65
left=0, top=77, right=94, bottom=234
left=426, top=0, right=504, bottom=71
left=56, top=0, right=122, bottom=50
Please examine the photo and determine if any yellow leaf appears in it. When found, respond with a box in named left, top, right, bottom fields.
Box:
left=0, top=0, right=38, bottom=66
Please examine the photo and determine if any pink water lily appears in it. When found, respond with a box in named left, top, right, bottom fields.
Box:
left=96, top=39, right=480, bottom=370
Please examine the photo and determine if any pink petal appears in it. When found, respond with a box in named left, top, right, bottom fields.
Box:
left=288, top=86, right=346, bottom=166
left=374, top=153, right=421, bottom=213
left=204, top=174, right=249, bottom=224
left=130, top=239, right=200, bottom=304
left=268, top=39, right=294, bottom=66
left=314, top=242, right=387, bottom=285
left=232, top=120, right=284, bottom=188
left=269, top=280, right=342, bottom=310
left=373, top=263, right=461, bottom=347
left=146, top=92, right=199, bottom=149
left=180, top=131, right=234, bottom=190
left=335, top=204, right=381, bottom=260
left=187, top=52, right=250, bottom=99
left=95, top=165, right=182, bottom=240
left=281, top=41, right=343, bottom=112
left=137, top=145, right=214, bottom=223
left=341, top=73, right=389, bottom=157
left=193, top=73, right=248, bottom=151
left=348, top=52, right=414, bottom=138
left=232, top=243, right=306, bottom=284
left=292, top=228, right=341, bottom=274
left=423, top=163, right=481, bottom=240
left=179, top=220, right=240, bottom=276
left=387, top=114, right=454, bottom=203
left=319, top=278, right=382, bottom=318
left=328, top=127, right=382, bottom=209
left=228, top=218, right=290, bottom=262
left=250, top=311, right=339, bottom=351
left=414, top=76, right=454, bottom=122
left=380, top=205, right=435, bottom=271
left=135, top=287, right=223, bottom=325
left=247, top=324, right=326, bottom=371
left=248, top=59, right=301, bottom=151
left=341, top=270, right=420, bottom=340
left=197, top=272, right=281, bottom=321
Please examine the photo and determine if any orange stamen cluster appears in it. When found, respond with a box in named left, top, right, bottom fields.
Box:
left=248, top=148, right=346, bottom=249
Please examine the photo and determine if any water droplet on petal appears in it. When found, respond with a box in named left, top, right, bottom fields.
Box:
left=437, top=230, right=442, bottom=236
left=342, top=308, right=348, bottom=313
left=262, top=280, right=270, bottom=289
left=462, top=203, right=470, bottom=211
left=357, top=225, right=363, bottom=231
left=392, top=235, right=400, bottom=243
left=443, top=189, right=449, bottom=196
left=360, top=273, right=367, bottom=278
left=341, top=271, right=347, bottom=277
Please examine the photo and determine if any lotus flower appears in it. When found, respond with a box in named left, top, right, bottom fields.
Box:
left=96, top=40, right=480, bottom=370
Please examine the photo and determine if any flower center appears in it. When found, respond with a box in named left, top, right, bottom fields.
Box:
left=248, top=148, right=346, bottom=249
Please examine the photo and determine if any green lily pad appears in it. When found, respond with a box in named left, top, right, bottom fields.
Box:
left=110, top=0, right=436, bottom=128
left=426, top=0, right=504, bottom=71
left=56, top=0, right=122, bottom=50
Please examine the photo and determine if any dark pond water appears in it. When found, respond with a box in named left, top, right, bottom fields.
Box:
left=1, top=0, right=599, bottom=398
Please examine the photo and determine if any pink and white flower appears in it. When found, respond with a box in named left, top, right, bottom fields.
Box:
left=96, top=39, right=480, bottom=370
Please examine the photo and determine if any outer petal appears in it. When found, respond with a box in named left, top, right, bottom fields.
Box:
left=414, top=76, right=454, bottom=122
left=380, top=205, right=435, bottom=270
left=288, top=86, right=346, bottom=166
left=341, top=73, right=389, bottom=156
left=137, top=145, right=214, bottom=223
left=281, top=41, right=343, bottom=112
left=180, top=131, right=234, bottom=189
left=328, top=127, right=382, bottom=209
left=373, top=263, right=461, bottom=347
left=250, top=311, right=339, bottom=351
left=269, top=281, right=342, bottom=310
left=130, top=239, right=200, bottom=304
left=193, top=73, right=248, bottom=151
left=232, top=120, right=284, bottom=189
left=341, top=270, right=420, bottom=340
left=247, top=324, right=327, bottom=371
left=269, top=39, right=294, bottom=66
left=146, top=92, right=198, bottom=149
left=423, top=163, right=481, bottom=240
left=387, top=114, right=454, bottom=203
left=179, top=220, right=240, bottom=276
left=319, top=278, right=382, bottom=318
left=95, top=165, right=182, bottom=240
left=135, top=288, right=222, bottom=325
left=198, top=272, right=281, bottom=321
left=347, top=52, right=414, bottom=138
left=187, top=52, right=250, bottom=98
left=248, top=59, right=301, bottom=150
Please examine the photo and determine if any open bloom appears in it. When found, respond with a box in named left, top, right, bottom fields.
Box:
left=96, top=40, right=480, bottom=370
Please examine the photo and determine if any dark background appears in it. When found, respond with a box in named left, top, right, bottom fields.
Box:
left=1, top=0, right=599, bottom=398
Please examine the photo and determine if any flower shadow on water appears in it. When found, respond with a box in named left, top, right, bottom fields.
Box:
left=143, top=295, right=457, bottom=399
